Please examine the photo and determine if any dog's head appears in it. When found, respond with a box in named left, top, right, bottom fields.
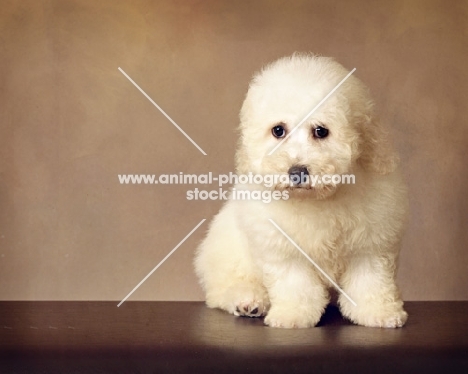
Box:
left=235, top=54, right=397, bottom=199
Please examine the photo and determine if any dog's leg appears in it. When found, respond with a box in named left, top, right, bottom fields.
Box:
left=263, top=261, right=329, bottom=328
left=194, top=205, right=270, bottom=318
left=338, top=253, right=407, bottom=328
left=215, top=281, right=270, bottom=318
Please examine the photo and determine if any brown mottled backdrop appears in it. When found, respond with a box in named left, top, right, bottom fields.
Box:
left=1, top=0, right=467, bottom=301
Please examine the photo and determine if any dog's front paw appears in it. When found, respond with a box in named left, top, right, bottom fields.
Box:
left=362, top=309, right=408, bottom=328
left=264, top=304, right=322, bottom=328
left=343, top=303, right=408, bottom=328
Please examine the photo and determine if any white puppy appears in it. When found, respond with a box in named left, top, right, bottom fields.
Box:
left=194, top=54, right=408, bottom=328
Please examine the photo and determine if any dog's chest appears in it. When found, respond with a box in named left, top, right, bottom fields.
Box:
left=238, top=200, right=353, bottom=257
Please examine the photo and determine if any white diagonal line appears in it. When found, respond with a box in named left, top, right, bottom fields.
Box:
left=118, top=67, right=207, bottom=156
left=117, top=218, right=206, bottom=307
left=268, top=68, right=356, bottom=155
left=269, top=219, right=357, bottom=306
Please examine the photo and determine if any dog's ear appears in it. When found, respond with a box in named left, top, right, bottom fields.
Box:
left=235, top=142, right=250, bottom=174
left=235, top=96, right=256, bottom=175
left=358, top=115, right=399, bottom=175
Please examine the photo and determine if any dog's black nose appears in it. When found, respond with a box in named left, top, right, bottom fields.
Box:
left=288, top=166, right=309, bottom=186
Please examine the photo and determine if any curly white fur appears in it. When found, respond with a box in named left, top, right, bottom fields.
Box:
left=194, top=54, right=408, bottom=328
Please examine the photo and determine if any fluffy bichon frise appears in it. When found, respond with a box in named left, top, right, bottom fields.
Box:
left=194, top=54, right=408, bottom=328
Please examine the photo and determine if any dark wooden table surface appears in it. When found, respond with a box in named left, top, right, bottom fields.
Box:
left=0, top=301, right=467, bottom=373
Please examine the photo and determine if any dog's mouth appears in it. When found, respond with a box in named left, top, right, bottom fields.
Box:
left=284, top=184, right=313, bottom=191
left=274, top=182, right=337, bottom=199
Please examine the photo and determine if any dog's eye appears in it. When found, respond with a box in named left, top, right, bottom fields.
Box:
left=313, top=126, right=329, bottom=139
left=272, top=124, right=286, bottom=138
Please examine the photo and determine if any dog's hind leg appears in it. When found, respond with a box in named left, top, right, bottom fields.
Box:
left=194, top=204, right=270, bottom=317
